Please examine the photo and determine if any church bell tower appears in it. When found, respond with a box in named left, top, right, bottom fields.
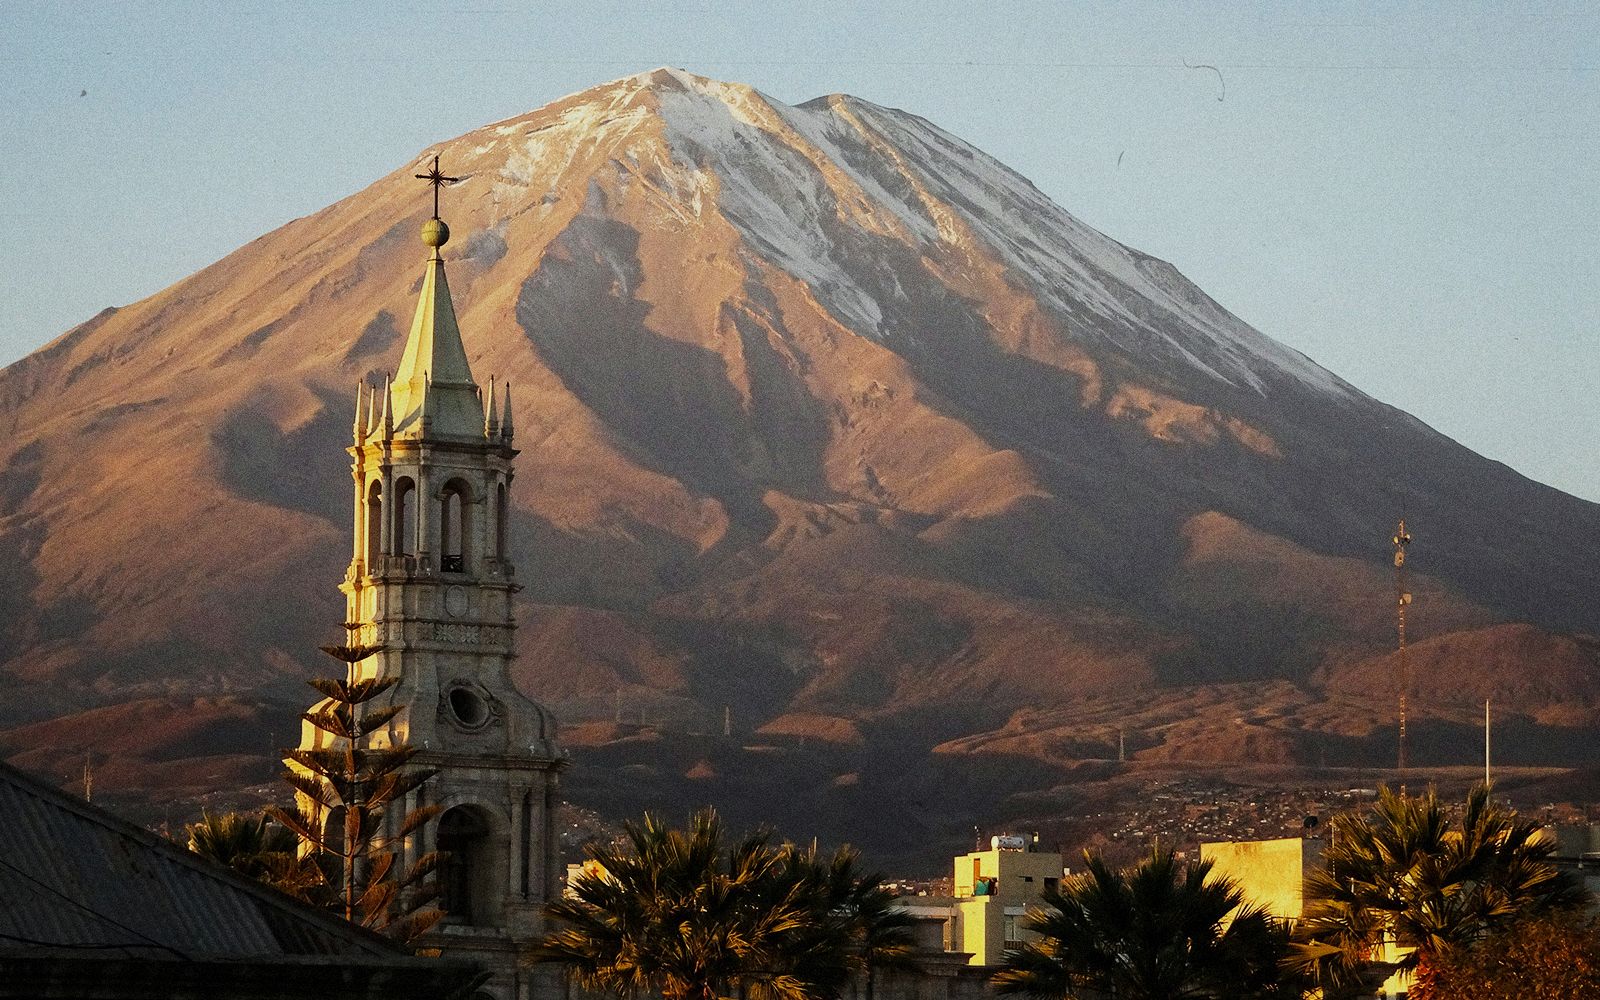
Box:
left=324, top=156, right=564, bottom=998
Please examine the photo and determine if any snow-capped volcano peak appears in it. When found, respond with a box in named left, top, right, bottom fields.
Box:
left=455, top=69, right=1351, bottom=400
left=3, top=68, right=1597, bottom=863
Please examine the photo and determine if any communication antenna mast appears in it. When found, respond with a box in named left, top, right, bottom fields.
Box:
left=1484, top=698, right=1492, bottom=789
left=1393, top=518, right=1413, bottom=780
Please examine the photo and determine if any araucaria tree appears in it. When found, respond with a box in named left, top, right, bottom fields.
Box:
left=269, top=629, right=442, bottom=940
left=992, top=847, right=1292, bottom=1000
left=1290, top=784, right=1587, bottom=997
left=529, top=808, right=919, bottom=1000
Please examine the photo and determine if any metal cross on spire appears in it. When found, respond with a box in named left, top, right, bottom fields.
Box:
left=414, top=154, right=459, bottom=219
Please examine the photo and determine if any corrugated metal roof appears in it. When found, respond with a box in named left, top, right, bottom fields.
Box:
left=0, top=760, right=402, bottom=959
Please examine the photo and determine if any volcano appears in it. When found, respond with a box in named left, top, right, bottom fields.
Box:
left=3, top=68, right=1598, bottom=859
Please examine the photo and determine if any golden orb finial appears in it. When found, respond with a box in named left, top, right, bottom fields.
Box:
left=421, top=217, right=450, bottom=248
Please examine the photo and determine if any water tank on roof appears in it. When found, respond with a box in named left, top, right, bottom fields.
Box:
left=991, top=834, right=1027, bottom=851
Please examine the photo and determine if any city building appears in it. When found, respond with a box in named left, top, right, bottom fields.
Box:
left=1547, top=822, right=1600, bottom=898
left=1203, top=835, right=1410, bottom=998
left=855, top=907, right=991, bottom=1000
left=291, top=163, right=565, bottom=1000
left=0, top=758, right=479, bottom=1000
left=949, top=836, right=1064, bottom=966
left=1200, top=835, right=1323, bottom=922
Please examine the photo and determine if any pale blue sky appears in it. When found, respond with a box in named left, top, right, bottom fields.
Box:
left=4, top=2, right=1597, bottom=499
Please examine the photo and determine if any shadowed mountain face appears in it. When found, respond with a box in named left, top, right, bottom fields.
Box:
left=3, top=69, right=1599, bottom=855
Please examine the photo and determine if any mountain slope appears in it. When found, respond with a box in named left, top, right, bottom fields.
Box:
left=3, top=68, right=1598, bottom=850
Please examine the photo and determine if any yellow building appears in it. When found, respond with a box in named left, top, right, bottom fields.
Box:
left=950, top=838, right=1064, bottom=966
left=1200, top=836, right=1322, bottom=921
left=1203, top=837, right=1411, bottom=999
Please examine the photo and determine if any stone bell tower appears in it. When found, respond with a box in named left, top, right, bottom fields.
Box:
left=328, top=156, right=564, bottom=998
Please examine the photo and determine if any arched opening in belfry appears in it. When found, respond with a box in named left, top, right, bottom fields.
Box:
left=440, top=479, right=470, bottom=573
left=364, top=480, right=383, bottom=567
left=519, top=790, right=533, bottom=898
left=437, top=805, right=500, bottom=926
left=393, top=477, right=416, bottom=556
left=495, top=482, right=508, bottom=562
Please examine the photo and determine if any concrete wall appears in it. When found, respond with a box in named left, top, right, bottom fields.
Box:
left=852, top=953, right=994, bottom=1000
left=1200, top=837, right=1323, bottom=921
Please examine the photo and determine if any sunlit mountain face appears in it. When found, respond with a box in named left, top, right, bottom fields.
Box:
left=3, top=69, right=1598, bottom=863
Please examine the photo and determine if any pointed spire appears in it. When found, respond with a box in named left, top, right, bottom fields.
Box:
left=501, top=382, right=514, bottom=442
left=387, top=156, right=481, bottom=440
left=365, top=382, right=379, bottom=437
left=353, top=381, right=367, bottom=442
left=485, top=375, right=499, bottom=438
left=380, top=374, right=393, bottom=438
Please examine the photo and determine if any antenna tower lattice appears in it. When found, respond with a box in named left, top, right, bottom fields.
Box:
left=1393, top=519, right=1413, bottom=778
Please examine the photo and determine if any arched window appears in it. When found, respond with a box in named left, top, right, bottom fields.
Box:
left=440, top=480, right=470, bottom=573
left=364, top=481, right=383, bottom=568
left=496, top=482, right=508, bottom=563
left=393, top=478, right=416, bottom=557
left=519, top=790, right=533, bottom=898
left=438, top=806, right=499, bottom=926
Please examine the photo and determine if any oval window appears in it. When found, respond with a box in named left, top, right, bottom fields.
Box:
left=448, top=686, right=490, bottom=728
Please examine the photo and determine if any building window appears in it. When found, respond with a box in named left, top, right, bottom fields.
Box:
left=440, top=480, right=469, bottom=573
left=321, top=805, right=346, bottom=857
left=495, top=482, right=508, bottom=562
left=394, top=477, right=416, bottom=556
left=438, top=806, right=498, bottom=926
left=364, top=481, right=383, bottom=567
left=446, top=685, right=491, bottom=729
left=520, top=790, right=533, bottom=898
left=1004, top=914, right=1020, bottom=943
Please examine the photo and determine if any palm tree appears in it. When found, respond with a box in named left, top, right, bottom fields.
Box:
left=779, top=843, right=920, bottom=1000
left=185, top=809, right=298, bottom=882
left=842, top=871, right=920, bottom=1000
left=531, top=809, right=789, bottom=1000
left=992, top=847, right=1289, bottom=1000
left=530, top=809, right=903, bottom=1000
left=1290, top=784, right=1587, bottom=997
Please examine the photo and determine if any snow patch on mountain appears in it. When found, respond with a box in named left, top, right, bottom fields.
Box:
left=834, top=96, right=1353, bottom=398
left=650, top=74, right=892, bottom=334
left=489, top=68, right=1354, bottom=400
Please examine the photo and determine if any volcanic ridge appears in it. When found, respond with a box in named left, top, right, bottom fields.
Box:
left=3, top=68, right=1599, bottom=863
